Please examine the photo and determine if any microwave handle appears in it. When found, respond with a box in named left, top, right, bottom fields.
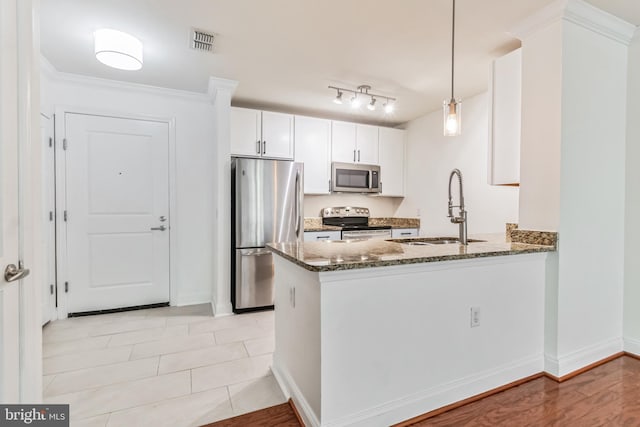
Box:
left=369, top=170, right=373, bottom=189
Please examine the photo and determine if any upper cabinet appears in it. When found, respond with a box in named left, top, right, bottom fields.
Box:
left=378, top=127, right=405, bottom=196
left=488, top=48, right=521, bottom=185
left=230, top=107, right=294, bottom=160
left=295, top=116, right=331, bottom=194
left=331, top=121, right=379, bottom=164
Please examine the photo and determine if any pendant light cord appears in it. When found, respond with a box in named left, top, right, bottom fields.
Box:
left=451, top=0, right=456, bottom=101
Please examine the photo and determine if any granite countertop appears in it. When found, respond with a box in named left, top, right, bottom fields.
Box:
left=267, top=233, right=556, bottom=272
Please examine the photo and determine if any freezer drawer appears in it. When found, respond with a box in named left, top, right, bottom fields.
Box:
left=234, top=248, right=274, bottom=310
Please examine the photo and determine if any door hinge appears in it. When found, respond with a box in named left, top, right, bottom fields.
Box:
left=63, top=138, right=68, bottom=150
left=50, top=284, right=54, bottom=295
left=48, top=137, right=53, bottom=148
left=49, top=211, right=54, bottom=221
left=64, top=282, right=69, bottom=293
left=64, top=210, right=68, bottom=222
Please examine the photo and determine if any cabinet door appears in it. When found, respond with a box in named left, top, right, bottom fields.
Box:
left=303, top=231, right=341, bottom=241
left=231, top=107, right=262, bottom=157
left=262, top=111, right=294, bottom=159
left=378, top=128, right=405, bottom=196
left=355, top=124, right=379, bottom=164
left=331, top=121, right=357, bottom=163
left=391, top=228, right=418, bottom=238
left=295, top=116, right=331, bottom=194
left=488, top=48, right=521, bottom=185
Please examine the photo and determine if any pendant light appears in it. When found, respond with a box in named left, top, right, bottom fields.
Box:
left=443, top=0, right=461, bottom=136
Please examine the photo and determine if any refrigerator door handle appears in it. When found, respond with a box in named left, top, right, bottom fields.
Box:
left=295, top=169, right=301, bottom=238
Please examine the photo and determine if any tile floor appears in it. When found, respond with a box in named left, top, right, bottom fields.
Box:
left=42, top=304, right=285, bottom=427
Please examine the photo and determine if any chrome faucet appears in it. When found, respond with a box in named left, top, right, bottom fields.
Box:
left=447, top=168, right=468, bottom=245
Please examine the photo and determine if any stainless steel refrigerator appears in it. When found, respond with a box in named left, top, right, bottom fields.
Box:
left=231, top=157, right=303, bottom=312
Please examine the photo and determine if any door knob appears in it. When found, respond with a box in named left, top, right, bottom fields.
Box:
left=150, top=225, right=167, bottom=231
left=4, top=264, right=30, bottom=283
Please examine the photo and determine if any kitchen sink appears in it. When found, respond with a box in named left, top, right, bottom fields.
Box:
left=387, top=237, right=487, bottom=245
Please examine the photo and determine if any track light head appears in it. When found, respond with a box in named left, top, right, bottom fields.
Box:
left=367, top=97, right=377, bottom=111
left=333, top=90, right=343, bottom=104
left=383, top=100, right=394, bottom=114
left=351, top=94, right=361, bottom=109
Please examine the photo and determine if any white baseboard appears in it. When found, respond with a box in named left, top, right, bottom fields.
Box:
left=272, top=357, right=321, bottom=427
left=623, top=337, right=640, bottom=356
left=211, top=298, right=233, bottom=317
left=174, top=291, right=211, bottom=307
left=274, top=354, right=542, bottom=427
left=545, top=337, right=623, bottom=377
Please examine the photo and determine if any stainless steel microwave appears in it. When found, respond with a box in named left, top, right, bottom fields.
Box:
left=331, top=162, right=381, bottom=193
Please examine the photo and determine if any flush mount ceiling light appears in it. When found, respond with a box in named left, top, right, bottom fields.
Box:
left=329, top=85, right=396, bottom=114
left=94, top=29, right=143, bottom=71
left=443, top=0, right=461, bottom=136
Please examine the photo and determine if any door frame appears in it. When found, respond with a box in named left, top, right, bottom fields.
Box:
left=54, top=106, right=178, bottom=318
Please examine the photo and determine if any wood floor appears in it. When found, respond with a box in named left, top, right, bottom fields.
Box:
left=204, top=356, right=640, bottom=427
left=202, top=402, right=300, bottom=427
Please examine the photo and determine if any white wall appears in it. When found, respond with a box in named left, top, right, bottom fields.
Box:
left=624, top=31, right=640, bottom=354
left=304, top=194, right=402, bottom=218
left=554, top=19, right=627, bottom=370
left=41, top=66, right=217, bottom=307
left=514, top=0, right=633, bottom=376
left=518, top=21, right=562, bottom=231
left=396, top=92, right=519, bottom=236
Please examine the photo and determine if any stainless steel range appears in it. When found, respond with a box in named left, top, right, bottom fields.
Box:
left=322, top=207, right=391, bottom=240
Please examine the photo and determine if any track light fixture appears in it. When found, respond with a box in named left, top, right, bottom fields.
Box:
left=328, top=85, right=396, bottom=114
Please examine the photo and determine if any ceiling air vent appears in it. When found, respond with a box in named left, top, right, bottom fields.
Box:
left=191, top=28, right=215, bottom=52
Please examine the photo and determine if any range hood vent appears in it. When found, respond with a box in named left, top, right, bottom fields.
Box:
left=191, top=28, right=215, bottom=52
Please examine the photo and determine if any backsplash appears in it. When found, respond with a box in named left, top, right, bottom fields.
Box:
left=304, top=194, right=403, bottom=217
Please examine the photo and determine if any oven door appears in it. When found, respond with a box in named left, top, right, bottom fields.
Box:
left=341, top=229, right=392, bottom=240
left=331, top=162, right=380, bottom=193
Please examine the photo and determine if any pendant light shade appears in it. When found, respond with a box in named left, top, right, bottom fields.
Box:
left=444, top=0, right=461, bottom=136
left=94, top=29, right=143, bottom=71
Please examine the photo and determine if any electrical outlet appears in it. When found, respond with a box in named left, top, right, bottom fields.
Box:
left=470, top=306, right=480, bottom=327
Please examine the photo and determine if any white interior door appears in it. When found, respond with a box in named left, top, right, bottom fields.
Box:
left=1, top=0, right=33, bottom=403
left=63, top=113, right=170, bottom=314
left=41, top=114, right=56, bottom=324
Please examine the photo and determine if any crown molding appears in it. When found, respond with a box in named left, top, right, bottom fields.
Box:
left=207, top=76, right=239, bottom=104
left=512, top=0, right=636, bottom=45
left=40, top=55, right=222, bottom=104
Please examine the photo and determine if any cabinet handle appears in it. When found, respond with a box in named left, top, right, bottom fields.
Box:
left=262, top=140, right=266, bottom=155
left=353, top=150, right=356, bottom=162
left=256, top=140, right=261, bottom=154
left=358, top=150, right=361, bottom=162
left=401, top=232, right=411, bottom=236
left=328, top=179, right=331, bottom=192
left=316, top=235, right=331, bottom=240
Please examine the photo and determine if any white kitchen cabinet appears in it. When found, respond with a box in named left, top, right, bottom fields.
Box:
left=331, top=121, right=378, bottom=164
left=262, top=111, right=294, bottom=159
left=355, top=124, right=379, bottom=164
left=304, top=231, right=341, bottom=241
left=230, top=107, right=261, bottom=157
left=488, top=48, right=521, bottom=185
left=230, top=107, right=294, bottom=159
left=391, top=228, right=418, bottom=238
left=378, top=127, right=405, bottom=196
left=294, top=116, right=332, bottom=194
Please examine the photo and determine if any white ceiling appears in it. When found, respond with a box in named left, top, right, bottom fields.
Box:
left=40, top=0, right=639, bottom=126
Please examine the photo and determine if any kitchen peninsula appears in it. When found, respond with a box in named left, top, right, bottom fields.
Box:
left=268, top=234, right=555, bottom=427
